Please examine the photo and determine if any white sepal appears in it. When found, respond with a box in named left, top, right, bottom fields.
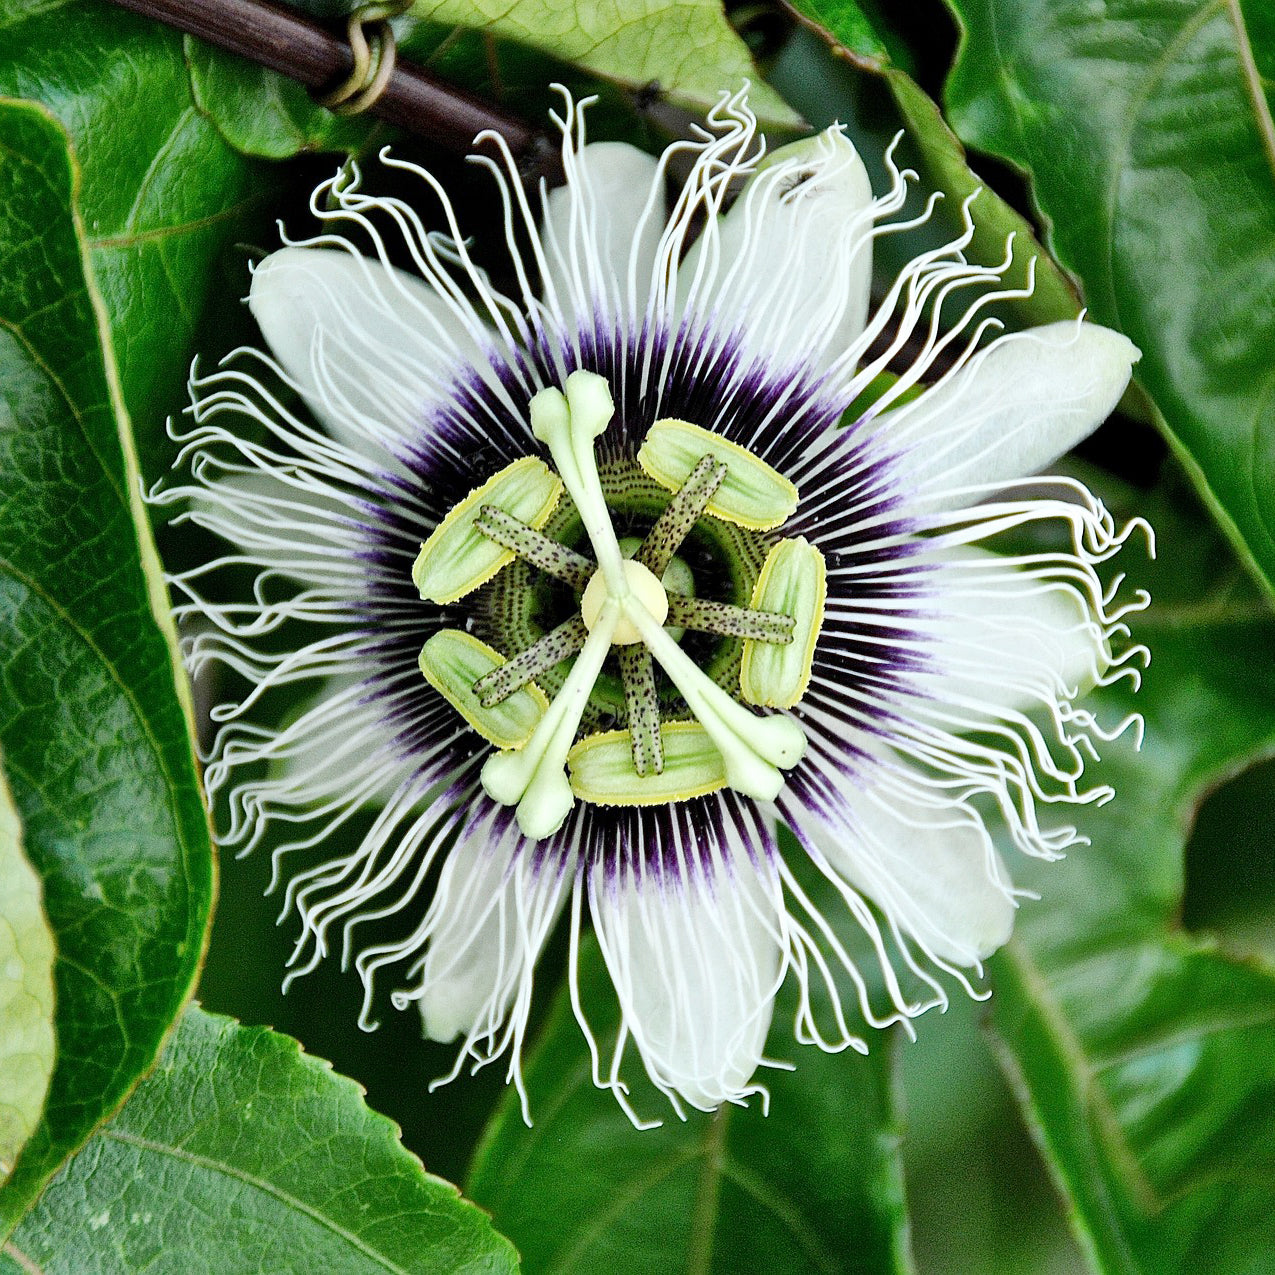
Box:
left=541, top=141, right=665, bottom=328
left=792, top=757, right=1016, bottom=969
left=415, top=832, right=568, bottom=1045
left=249, top=246, right=484, bottom=456
left=678, top=129, right=874, bottom=373
left=591, top=854, right=784, bottom=1111
left=880, top=320, right=1140, bottom=510
left=909, top=544, right=1109, bottom=714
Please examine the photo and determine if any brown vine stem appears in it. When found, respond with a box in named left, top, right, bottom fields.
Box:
left=106, top=0, right=561, bottom=181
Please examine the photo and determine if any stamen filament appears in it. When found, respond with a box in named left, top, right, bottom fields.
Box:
left=472, top=615, right=587, bottom=707
left=529, top=371, right=628, bottom=593
left=624, top=599, right=806, bottom=800
left=636, top=454, right=727, bottom=576
left=481, top=600, right=619, bottom=839
left=474, top=506, right=594, bottom=590
left=664, top=596, right=795, bottom=643
left=618, top=645, right=663, bottom=777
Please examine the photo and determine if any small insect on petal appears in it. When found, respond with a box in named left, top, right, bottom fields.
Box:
left=568, top=722, right=728, bottom=805
left=412, top=458, right=563, bottom=604
left=637, top=419, right=798, bottom=531
left=740, top=537, right=827, bottom=708
left=418, top=630, right=548, bottom=749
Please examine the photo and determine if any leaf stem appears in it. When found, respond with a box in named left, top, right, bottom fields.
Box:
left=105, top=0, right=561, bottom=180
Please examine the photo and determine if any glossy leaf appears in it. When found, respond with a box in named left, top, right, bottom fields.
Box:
left=943, top=0, right=1275, bottom=592
left=0, top=750, right=56, bottom=1185
left=0, top=1008, right=520, bottom=1275
left=0, top=100, right=213, bottom=1232
left=988, top=470, right=1275, bottom=1273
left=409, top=0, right=799, bottom=128
left=0, top=1, right=265, bottom=446
left=468, top=938, right=912, bottom=1275
left=185, top=36, right=375, bottom=160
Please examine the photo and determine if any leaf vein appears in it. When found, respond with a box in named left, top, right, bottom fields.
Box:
left=101, top=1129, right=414, bottom=1275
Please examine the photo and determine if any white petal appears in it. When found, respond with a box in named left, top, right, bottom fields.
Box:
left=541, top=142, right=665, bottom=327
left=793, top=761, right=1016, bottom=967
left=249, top=246, right=481, bottom=455
left=678, top=129, right=874, bottom=371
left=418, top=832, right=567, bottom=1044
left=880, top=321, right=1139, bottom=510
left=592, top=855, right=782, bottom=1111
left=911, top=545, right=1107, bottom=713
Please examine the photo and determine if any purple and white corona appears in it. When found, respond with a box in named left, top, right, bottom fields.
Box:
left=159, top=90, right=1149, bottom=1125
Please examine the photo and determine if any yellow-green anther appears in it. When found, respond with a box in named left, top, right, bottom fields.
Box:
left=472, top=615, right=587, bottom=708
left=474, top=505, right=594, bottom=591
left=636, top=454, right=727, bottom=576
left=664, top=596, right=795, bottom=643
left=568, top=722, right=727, bottom=805
left=530, top=372, right=627, bottom=593
left=637, top=419, right=799, bottom=531
left=624, top=598, right=806, bottom=801
left=418, top=630, right=547, bottom=749
left=740, top=537, right=827, bottom=709
left=481, top=601, right=619, bottom=840
left=413, top=457, right=562, bottom=604
left=618, top=645, right=663, bottom=777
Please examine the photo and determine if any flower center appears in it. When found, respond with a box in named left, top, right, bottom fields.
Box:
left=413, top=371, right=827, bottom=841
left=580, top=558, right=667, bottom=643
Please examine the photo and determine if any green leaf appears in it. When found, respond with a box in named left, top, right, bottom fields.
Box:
left=468, top=937, right=912, bottom=1275
left=1240, top=0, right=1275, bottom=111
left=409, top=0, right=801, bottom=129
left=986, top=469, right=1275, bottom=1273
left=0, top=748, right=56, bottom=1186
left=943, top=0, right=1275, bottom=593
left=789, top=0, right=891, bottom=62
left=1, top=1007, right=520, bottom=1275
left=779, top=1, right=1081, bottom=334
left=185, top=36, right=379, bottom=160
left=0, top=1, right=266, bottom=446
left=0, top=99, right=213, bottom=1231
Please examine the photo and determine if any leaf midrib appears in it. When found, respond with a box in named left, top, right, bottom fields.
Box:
left=1, top=1240, right=43, bottom=1274
left=1224, top=0, right=1275, bottom=176
left=536, top=1087, right=844, bottom=1275
left=0, top=556, right=187, bottom=846
left=0, top=315, right=126, bottom=510
left=1000, top=941, right=1150, bottom=1272
left=102, top=1129, right=413, bottom=1275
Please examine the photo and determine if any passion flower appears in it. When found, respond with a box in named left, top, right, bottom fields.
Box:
left=159, top=89, right=1149, bottom=1124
